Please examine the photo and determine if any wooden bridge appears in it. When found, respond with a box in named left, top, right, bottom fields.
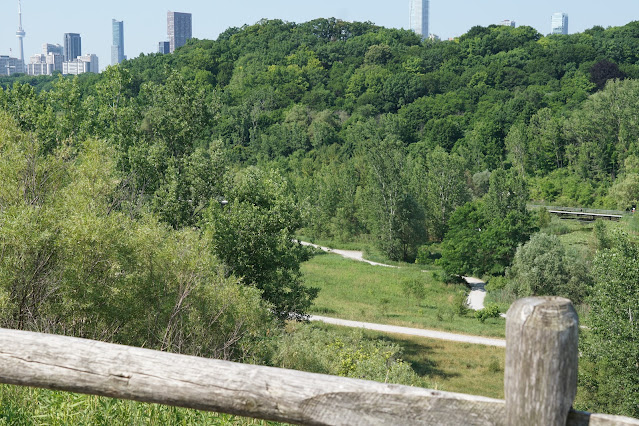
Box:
left=548, top=210, right=623, bottom=221
left=0, top=297, right=638, bottom=425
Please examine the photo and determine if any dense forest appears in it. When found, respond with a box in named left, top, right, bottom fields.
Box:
left=1, top=18, right=638, bottom=417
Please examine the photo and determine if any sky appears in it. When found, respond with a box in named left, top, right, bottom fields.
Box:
left=1, top=0, right=639, bottom=71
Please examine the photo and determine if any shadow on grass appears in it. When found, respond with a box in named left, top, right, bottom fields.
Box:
left=372, top=334, right=458, bottom=379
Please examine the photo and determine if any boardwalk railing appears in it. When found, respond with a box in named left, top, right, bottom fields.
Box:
left=0, top=297, right=638, bottom=425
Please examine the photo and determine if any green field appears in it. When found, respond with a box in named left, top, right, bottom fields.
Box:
left=302, top=252, right=506, bottom=338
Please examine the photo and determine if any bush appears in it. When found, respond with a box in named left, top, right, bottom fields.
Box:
left=474, top=304, right=501, bottom=323
left=401, top=278, right=426, bottom=304
left=506, top=233, right=592, bottom=303
left=273, top=323, right=419, bottom=385
left=415, top=244, right=441, bottom=265
left=453, top=290, right=469, bottom=316
left=485, top=276, right=508, bottom=291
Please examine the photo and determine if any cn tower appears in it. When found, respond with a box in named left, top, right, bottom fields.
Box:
left=16, top=0, right=26, bottom=72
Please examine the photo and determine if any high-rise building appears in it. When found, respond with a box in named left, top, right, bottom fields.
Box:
left=63, top=53, right=98, bottom=75
left=158, top=41, right=171, bottom=54
left=28, top=53, right=62, bottom=76
left=409, top=0, right=429, bottom=40
left=111, top=19, right=125, bottom=65
left=64, top=33, right=82, bottom=61
left=0, top=55, right=23, bottom=76
left=167, top=11, right=192, bottom=53
left=499, top=20, right=516, bottom=28
left=43, top=43, right=63, bottom=55
left=15, top=0, right=26, bottom=72
left=551, top=12, right=569, bottom=35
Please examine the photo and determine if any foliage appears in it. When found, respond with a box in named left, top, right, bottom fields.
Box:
left=401, top=278, right=427, bottom=304
left=204, top=167, right=318, bottom=320
left=0, top=113, right=273, bottom=362
left=505, top=233, right=592, bottom=303
left=0, top=384, right=277, bottom=425
left=273, top=323, right=419, bottom=385
left=474, top=304, right=501, bottom=323
left=439, top=169, right=536, bottom=276
left=579, top=231, right=639, bottom=417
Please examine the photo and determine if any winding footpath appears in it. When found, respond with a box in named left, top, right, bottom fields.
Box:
left=300, top=241, right=505, bottom=347
left=464, top=276, right=487, bottom=311
left=309, top=315, right=506, bottom=347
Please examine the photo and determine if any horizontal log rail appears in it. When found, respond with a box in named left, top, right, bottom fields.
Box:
left=0, top=298, right=638, bottom=425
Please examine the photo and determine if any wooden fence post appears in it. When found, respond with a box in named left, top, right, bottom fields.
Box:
left=505, top=297, right=579, bottom=426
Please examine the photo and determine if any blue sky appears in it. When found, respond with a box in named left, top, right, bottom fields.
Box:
left=2, top=0, right=639, bottom=71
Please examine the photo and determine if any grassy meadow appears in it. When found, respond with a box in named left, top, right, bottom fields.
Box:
left=302, top=251, right=506, bottom=338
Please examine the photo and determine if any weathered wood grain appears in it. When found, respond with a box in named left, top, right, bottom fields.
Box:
left=1, top=319, right=638, bottom=425
left=0, top=327, right=505, bottom=425
left=505, top=297, right=579, bottom=426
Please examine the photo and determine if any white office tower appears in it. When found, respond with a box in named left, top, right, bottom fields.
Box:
left=16, top=0, right=26, bottom=73
left=63, top=54, right=99, bottom=75
left=28, top=53, right=62, bottom=76
left=409, top=0, right=429, bottom=40
left=551, top=12, right=569, bottom=35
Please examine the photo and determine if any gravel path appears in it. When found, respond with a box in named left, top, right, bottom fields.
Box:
left=300, top=240, right=505, bottom=345
left=310, top=315, right=506, bottom=347
left=299, top=241, right=397, bottom=268
left=464, top=277, right=487, bottom=311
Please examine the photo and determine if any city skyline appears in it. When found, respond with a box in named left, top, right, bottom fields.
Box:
left=2, top=0, right=639, bottom=72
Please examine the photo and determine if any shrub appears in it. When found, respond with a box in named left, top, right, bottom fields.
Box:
left=453, top=290, right=469, bottom=316
left=401, top=278, right=426, bottom=304
left=474, top=304, right=501, bottom=323
left=273, top=323, right=419, bottom=385
left=506, top=233, right=592, bottom=303
left=485, top=276, right=508, bottom=291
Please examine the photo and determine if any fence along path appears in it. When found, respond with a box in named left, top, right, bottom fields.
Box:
left=0, top=297, right=638, bottom=425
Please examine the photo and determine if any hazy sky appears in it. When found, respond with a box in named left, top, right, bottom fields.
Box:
left=2, top=0, right=639, bottom=71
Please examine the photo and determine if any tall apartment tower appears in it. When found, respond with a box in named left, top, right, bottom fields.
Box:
left=16, top=0, right=26, bottom=73
left=167, top=11, right=192, bottom=53
left=551, top=12, right=569, bottom=35
left=111, top=19, right=125, bottom=65
left=409, top=0, right=429, bottom=40
left=158, top=41, right=171, bottom=54
left=63, top=33, right=81, bottom=61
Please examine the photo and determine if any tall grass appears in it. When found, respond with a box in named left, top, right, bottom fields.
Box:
left=0, top=385, right=281, bottom=425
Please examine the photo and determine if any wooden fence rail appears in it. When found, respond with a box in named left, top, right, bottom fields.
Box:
left=0, top=297, right=638, bottom=425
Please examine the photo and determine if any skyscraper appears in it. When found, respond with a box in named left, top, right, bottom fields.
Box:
left=63, top=33, right=81, bottom=61
left=409, top=0, right=429, bottom=40
left=111, top=19, right=124, bottom=65
left=551, top=12, right=569, bottom=35
left=43, top=43, right=63, bottom=56
left=16, top=0, right=26, bottom=73
left=158, top=41, right=171, bottom=54
left=167, top=11, right=192, bottom=53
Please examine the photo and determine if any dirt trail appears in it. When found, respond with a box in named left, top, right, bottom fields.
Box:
left=299, top=241, right=397, bottom=268
left=464, top=277, right=487, bottom=311
left=310, top=315, right=506, bottom=347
